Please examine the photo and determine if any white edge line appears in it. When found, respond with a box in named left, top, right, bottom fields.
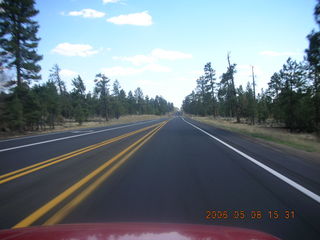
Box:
left=181, top=117, right=320, bottom=204
left=0, top=130, right=70, bottom=143
left=0, top=119, right=160, bottom=153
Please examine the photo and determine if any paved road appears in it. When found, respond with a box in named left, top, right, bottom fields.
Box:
left=0, top=117, right=319, bottom=239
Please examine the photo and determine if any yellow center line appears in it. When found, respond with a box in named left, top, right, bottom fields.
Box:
left=44, top=121, right=167, bottom=225
left=0, top=122, right=164, bottom=185
left=12, top=120, right=168, bottom=229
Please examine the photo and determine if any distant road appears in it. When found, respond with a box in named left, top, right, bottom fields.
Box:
left=0, top=117, right=319, bottom=239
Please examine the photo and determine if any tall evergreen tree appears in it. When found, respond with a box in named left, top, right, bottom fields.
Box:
left=218, top=63, right=237, bottom=118
left=49, top=64, right=66, bottom=95
left=226, top=53, right=240, bottom=122
left=111, top=80, right=123, bottom=119
left=0, top=0, right=42, bottom=87
left=204, top=62, right=217, bottom=116
left=127, top=90, right=135, bottom=114
left=94, top=73, right=110, bottom=120
left=195, top=76, right=209, bottom=115
left=72, top=75, right=86, bottom=96
left=306, top=0, right=320, bottom=133
left=134, top=87, right=144, bottom=114
left=268, top=58, right=308, bottom=131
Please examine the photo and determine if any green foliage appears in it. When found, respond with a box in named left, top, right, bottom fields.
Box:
left=49, top=64, right=66, bottom=95
left=74, top=104, right=85, bottom=125
left=72, top=75, right=86, bottom=96
left=183, top=56, right=318, bottom=133
left=94, top=73, right=110, bottom=120
left=204, top=62, right=217, bottom=116
left=306, top=0, right=320, bottom=133
left=0, top=73, right=174, bottom=132
left=182, top=62, right=218, bottom=116
left=256, top=90, right=270, bottom=123
left=0, top=0, right=42, bottom=87
left=6, top=95, right=24, bottom=131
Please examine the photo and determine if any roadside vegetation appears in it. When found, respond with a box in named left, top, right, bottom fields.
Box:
left=182, top=1, right=320, bottom=152
left=0, top=114, right=166, bottom=139
left=0, top=0, right=174, bottom=136
left=189, top=116, right=320, bottom=153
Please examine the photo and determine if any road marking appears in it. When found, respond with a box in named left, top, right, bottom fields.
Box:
left=0, top=119, right=161, bottom=152
left=182, top=117, right=320, bottom=204
left=70, top=130, right=94, bottom=133
left=12, top=121, right=167, bottom=228
left=0, top=131, right=69, bottom=143
left=0, top=122, right=163, bottom=185
left=44, top=121, right=167, bottom=225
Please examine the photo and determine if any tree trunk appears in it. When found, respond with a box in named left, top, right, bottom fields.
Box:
left=15, top=22, right=22, bottom=87
left=227, top=53, right=240, bottom=123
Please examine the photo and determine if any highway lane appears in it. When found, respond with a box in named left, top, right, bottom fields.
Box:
left=0, top=117, right=319, bottom=239
left=0, top=118, right=165, bottom=175
left=0, top=118, right=162, bottom=149
left=185, top=118, right=320, bottom=196
left=0, top=121, right=166, bottom=229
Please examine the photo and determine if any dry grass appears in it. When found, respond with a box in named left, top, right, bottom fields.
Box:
left=189, top=115, right=320, bottom=153
left=0, top=114, right=166, bottom=140
left=59, top=114, right=165, bottom=130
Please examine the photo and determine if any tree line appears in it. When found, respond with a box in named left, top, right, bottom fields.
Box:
left=0, top=0, right=173, bottom=132
left=183, top=1, right=320, bottom=134
left=0, top=66, right=174, bottom=131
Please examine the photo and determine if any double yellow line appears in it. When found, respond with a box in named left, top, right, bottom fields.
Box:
left=13, top=120, right=168, bottom=228
left=0, top=122, right=163, bottom=185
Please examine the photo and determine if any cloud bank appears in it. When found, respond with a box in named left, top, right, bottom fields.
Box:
left=107, top=11, right=153, bottom=26
left=52, top=43, right=99, bottom=57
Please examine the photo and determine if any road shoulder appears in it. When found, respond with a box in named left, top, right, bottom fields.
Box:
left=185, top=116, right=320, bottom=167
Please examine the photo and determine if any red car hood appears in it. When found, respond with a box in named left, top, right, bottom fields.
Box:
left=0, top=222, right=280, bottom=240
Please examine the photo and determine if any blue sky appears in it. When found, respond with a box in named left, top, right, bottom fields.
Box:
left=35, top=0, right=317, bottom=107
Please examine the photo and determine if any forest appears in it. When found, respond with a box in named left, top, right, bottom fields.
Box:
left=0, top=0, right=174, bottom=132
left=182, top=1, right=320, bottom=134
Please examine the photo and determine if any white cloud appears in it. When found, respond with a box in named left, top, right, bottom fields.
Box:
left=136, top=79, right=161, bottom=87
left=102, top=0, right=120, bottom=4
left=52, top=43, right=99, bottom=57
left=143, top=63, right=171, bottom=72
left=259, top=51, right=299, bottom=57
left=151, top=48, right=192, bottom=60
left=101, top=66, right=142, bottom=76
left=107, top=11, right=153, bottom=26
left=68, top=9, right=105, bottom=18
left=101, top=63, right=171, bottom=76
left=113, top=55, right=155, bottom=66
left=110, top=48, right=190, bottom=77
left=60, top=69, right=78, bottom=78
left=190, top=70, right=203, bottom=76
left=113, top=48, right=192, bottom=66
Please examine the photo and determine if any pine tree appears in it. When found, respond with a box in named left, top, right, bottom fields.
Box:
left=0, top=0, right=42, bottom=87
left=127, top=90, right=135, bottom=114
left=94, top=73, right=110, bottom=121
left=204, top=62, right=217, bottom=116
left=306, top=0, right=320, bottom=133
left=226, top=53, right=240, bottom=122
left=72, top=75, right=86, bottom=96
left=111, top=80, right=123, bottom=119
left=218, top=64, right=237, bottom=118
left=269, top=58, right=307, bottom=131
left=134, top=87, right=144, bottom=114
left=112, top=80, right=121, bottom=96
left=195, top=76, right=209, bottom=116
left=49, top=64, right=66, bottom=95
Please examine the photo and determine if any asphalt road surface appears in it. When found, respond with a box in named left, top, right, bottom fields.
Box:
left=0, top=117, right=319, bottom=239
